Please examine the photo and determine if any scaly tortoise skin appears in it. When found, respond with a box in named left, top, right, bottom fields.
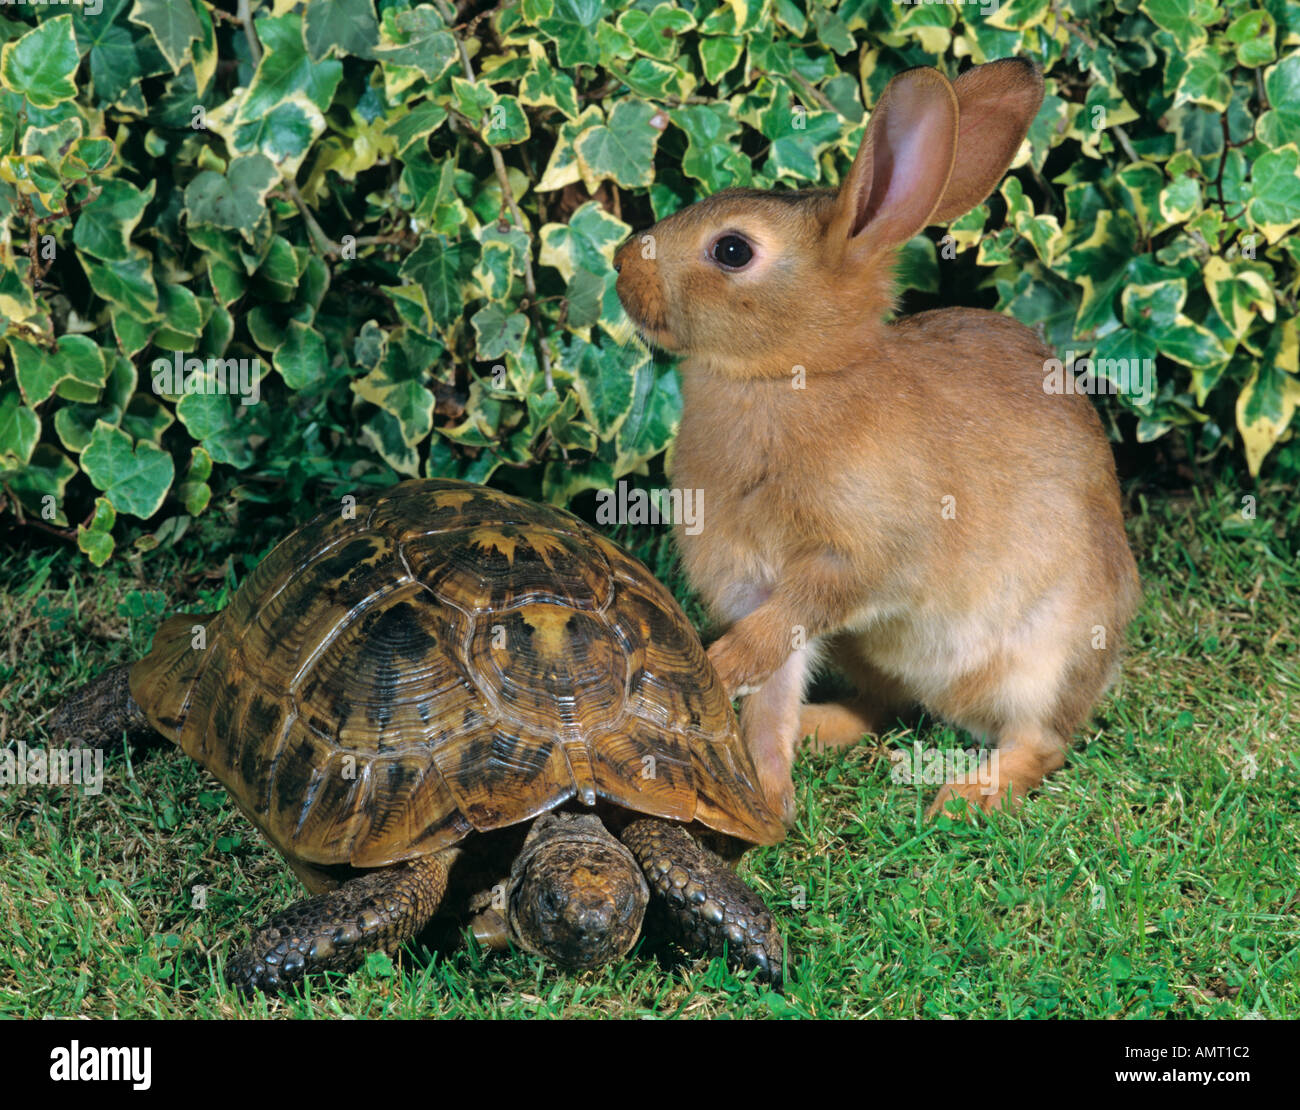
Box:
left=51, top=479, right=787, bottom=992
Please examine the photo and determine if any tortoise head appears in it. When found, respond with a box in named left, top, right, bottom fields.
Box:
left=507, top=812, right=649, bottom=971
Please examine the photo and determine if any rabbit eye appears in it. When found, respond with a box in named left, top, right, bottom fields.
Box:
left=710, top=234, right=753, bottom=270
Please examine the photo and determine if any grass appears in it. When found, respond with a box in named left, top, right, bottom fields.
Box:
left=1, top=477, right=1297, bottom=1018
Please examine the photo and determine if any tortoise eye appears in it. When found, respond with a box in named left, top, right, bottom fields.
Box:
left=710, top=234, right=753, bottom=270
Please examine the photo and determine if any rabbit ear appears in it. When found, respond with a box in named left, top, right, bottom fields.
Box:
left=928, top=58, right=1045, bottom=224
left=829, top=67, right=959, bottom=256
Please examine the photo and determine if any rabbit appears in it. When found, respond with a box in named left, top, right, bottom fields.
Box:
left=612, top=58, right=1141, bottom=824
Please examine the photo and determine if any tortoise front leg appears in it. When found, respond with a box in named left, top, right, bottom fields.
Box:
left=620, top=820, right=785, bottom=990
left=48, top=663, right=153, bottom=747
left=226, top=852, right=455, bottom=994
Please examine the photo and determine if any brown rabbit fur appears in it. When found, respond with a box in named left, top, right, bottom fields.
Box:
left=614, top=59, right=1140, bottom=823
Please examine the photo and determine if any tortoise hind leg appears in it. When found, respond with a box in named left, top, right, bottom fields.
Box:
left=620, top=820, right=785, bottom=990
left=226, top=852, right=455, bottom=994
left=48, top=663, right=153, bottom=747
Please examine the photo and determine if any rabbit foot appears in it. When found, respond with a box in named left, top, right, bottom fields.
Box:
left=926, top=779, right=1015, bottom=819
left=707, top=628, right=781, bottom=699
left=752, top=750, right=796, bottom=826
left=925, top=743, right=1064, bottom=819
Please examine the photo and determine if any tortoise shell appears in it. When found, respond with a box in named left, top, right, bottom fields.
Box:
left=131, top=479, right=784, bottom=870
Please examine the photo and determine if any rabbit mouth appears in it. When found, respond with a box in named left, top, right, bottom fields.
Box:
left=620, top=308, right=679, bottom=352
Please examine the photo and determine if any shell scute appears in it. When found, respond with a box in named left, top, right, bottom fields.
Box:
left=404, top=524, right=612, bottom=615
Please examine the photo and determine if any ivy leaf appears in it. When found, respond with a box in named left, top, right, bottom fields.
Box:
left=618, top=5, right=695, bottom=61
left=8, top=445, right=76, bottom=526
left=175, top=391, right=256, bottom=469
left=540, top=202, right=628, bottom=286
left=232, top=98, right=323, bottom=171
left=1224, top=10, right=1276, bottom=68
left=567, top=337, right=636, bottom=436
left=81, top=422, right=174, bottom=519
left=1248, top=146, right=1300, bottom=243
left=1167, top=44, right=1233, bottom=110
left=575, top=100, right=662, bottom=189
left=0, top=14, right=81, bottom=108
left=1236, top=322, right=1300, bottom=475
left=472, top=304, right=529, bottom=361
left=896, top=236, right=939, bottom=295
left=1203, top=257, right=1276, bottom=340
left=1058, top=209, right=1139, bottom=336
left=474, top=225, right=530, bottom=302
left=618, top=57, right=696, bottom=101
left=74, top=0, right=151, bottom=109
left=385, top=100, right=449, bottom=155
left=1139, top=0, right=1213, bottom=53
left=758, top=104, right=842, bottom=182
left=530, top=0, right=610, bottom=68
left=73, top=179, right=155, bottom=263
left=698, top=35, right=743, bottom=83
left=1258, top=55, right=1300, bottom=148
left=615, top=361, right=681, bottom=474
left=374, top=5, right=458, bottom=81
left=1122, top=280, right=1230, bottom=369
left=304, top=0, right=379, bottom=61
left=53, top=357, right=136, bottom=454
left=1091, top=327, right=1160, bottom=411
left=564, top=268, right=606, bottom=330
left=1001, top=177, right=1063, bottom=265
left=481, top=94, right=531, bottom=147
left=176, top=445, right=213, bottom=517
left=273, top=320, right=329, bottom=390
left=518, top=39, right=580, bottom=120
left=351, top=331, right=439, bottom=451
left=400, top=234, right=482, bottom=330
left=77, top=498, right=118, bottom=566
left=81, top=253, right=160, bottom=323
left=11, top=337, right=109, bottom=406
left=671, top=104, right=748, bottom=192
left=244, top=14, right=343, bottom=117
left=996, top=267, right=1080, bottom=353
left=812, top=7, right=855, bottom=54
left=185, top=154, right=278, bottom=240
left=0, top=387, right=39, bottom=467
left=129, top=0, right=202, bottom=75
left=122, top=392, right=174, bottom=445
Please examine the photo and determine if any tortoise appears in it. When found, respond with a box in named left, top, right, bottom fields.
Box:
left=50, top=479, right=787, bottom=992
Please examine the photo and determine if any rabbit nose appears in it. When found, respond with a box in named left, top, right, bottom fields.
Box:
left=613, top=259, right=622, bottom=273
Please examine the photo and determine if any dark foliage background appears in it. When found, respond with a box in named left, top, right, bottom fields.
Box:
left=1, top=0, right=1297, bottom=563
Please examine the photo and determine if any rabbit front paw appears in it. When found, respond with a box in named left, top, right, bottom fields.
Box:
left=707, top=629, right=783, bottom=699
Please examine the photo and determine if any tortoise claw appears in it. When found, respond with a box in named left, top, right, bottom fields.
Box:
left=620, top=818, right=786, bottom=991
left=225, top=856, right=450, bottom=994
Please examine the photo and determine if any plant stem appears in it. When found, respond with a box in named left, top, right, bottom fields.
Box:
left=237, top=0, right=262, bottom=66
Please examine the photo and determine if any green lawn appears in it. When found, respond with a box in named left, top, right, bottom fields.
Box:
left=2, top=479, right=1296, bottom=1018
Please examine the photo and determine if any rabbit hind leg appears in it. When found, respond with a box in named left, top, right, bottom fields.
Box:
left=926, top=621, right=1121, bottom=817
left=797, top=633, right=918, bottom=751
